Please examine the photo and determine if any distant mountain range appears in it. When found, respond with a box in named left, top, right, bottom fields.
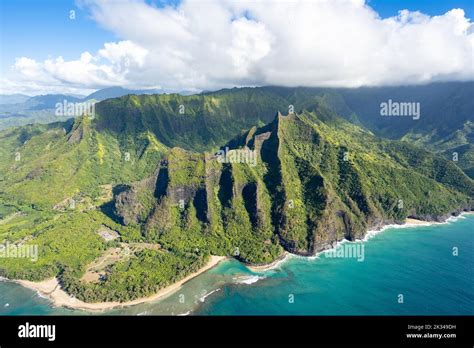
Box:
left=0, top=87, right=162, bottom=109
left=1, top=82, right=472, bottom=178
left=0, top=93, right=31, bottom=105
left=85, top=86, right=168, bottom=101
left=0, top=86, right=194, bottom=130
left=0, top=82, right=472, bottom=178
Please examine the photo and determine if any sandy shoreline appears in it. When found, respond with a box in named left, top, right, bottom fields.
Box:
left=5, top=212, right=472, bottom=311
left=245, top=252, right=290, bottom=272
left=405, top=218, right=439, bottom=226
left=7, top=255, right=226, bottom=312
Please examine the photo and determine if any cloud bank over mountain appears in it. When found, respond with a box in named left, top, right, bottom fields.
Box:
left=3, top=0, right=474, bottom=94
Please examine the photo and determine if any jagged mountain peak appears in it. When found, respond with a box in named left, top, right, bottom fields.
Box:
left=112, top=110, right=473, bottom=260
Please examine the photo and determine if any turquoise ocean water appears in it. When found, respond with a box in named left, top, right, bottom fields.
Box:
left=1, top=214, right=472, bottom=316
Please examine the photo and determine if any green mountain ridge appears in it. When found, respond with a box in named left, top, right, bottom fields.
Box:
left=91, top=83, right=474, bottom=177
left=3, top=82, right=471, bottom=175
left=0, top=87, right=472, bottom=303
left=113, top=111, right=472, bottom=262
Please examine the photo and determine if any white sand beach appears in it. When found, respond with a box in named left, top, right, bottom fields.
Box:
left=12, top=255, right=226, bottom=312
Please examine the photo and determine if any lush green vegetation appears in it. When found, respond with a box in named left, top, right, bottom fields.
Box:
left=0, top=211, right=105, bottom=281
left=60, top=251, right=207, bottom=303
left=115, top=109, right=472, bottom=260
left=0, top=86, right=471, bottom=303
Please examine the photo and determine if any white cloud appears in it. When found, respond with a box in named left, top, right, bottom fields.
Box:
left=98, top=41, right=148, bottom=67
left=227, top=18, right=274, bottom=78
left=1, top=40, right=148, bottom=95
left=3, top=0, right=474, bottom=94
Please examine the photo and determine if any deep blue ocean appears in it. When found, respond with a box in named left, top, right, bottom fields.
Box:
left=1, top=214, right=472, bottom=316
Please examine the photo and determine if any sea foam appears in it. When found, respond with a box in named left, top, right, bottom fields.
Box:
left=232, top=275, right=266, bottom=285
left=199, top=288, right=221, bottom=303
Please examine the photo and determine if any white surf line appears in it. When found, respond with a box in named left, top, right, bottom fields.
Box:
left=248, top=212, right=472, bottom=272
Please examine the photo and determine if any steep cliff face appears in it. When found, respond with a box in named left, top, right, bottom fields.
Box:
left=113, top=111, right=473, bottom=263
left=93, top=90, right=290, bottom=153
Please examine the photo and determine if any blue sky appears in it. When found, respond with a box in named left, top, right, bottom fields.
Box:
left=0, top=0, right=115, bottom=74
left=1, top=0, right=473, bottom=95
left=0, top=0, right=182, bottom=72
left=370, top=0, right=473, bottom=18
